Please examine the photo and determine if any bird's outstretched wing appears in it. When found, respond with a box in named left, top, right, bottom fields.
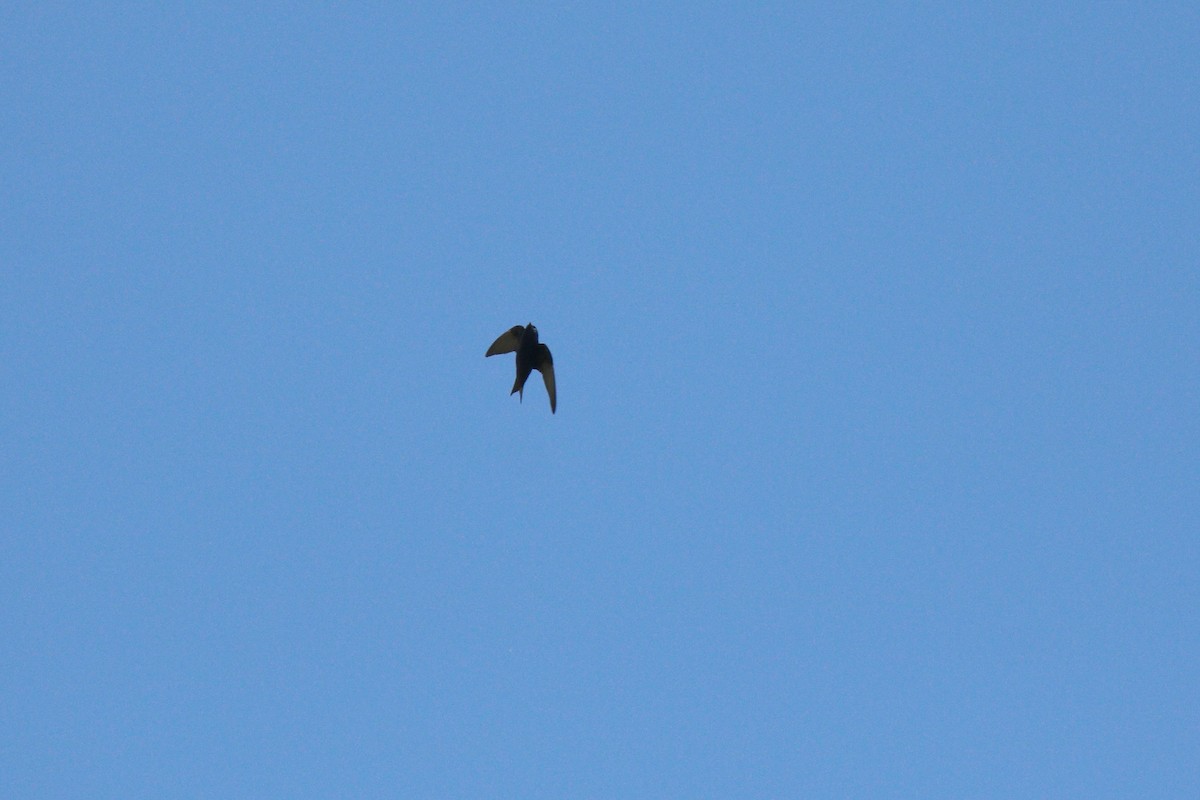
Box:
left=486, top=325, right=524, bottom=356
left=535, top=343, right=556, bottom=413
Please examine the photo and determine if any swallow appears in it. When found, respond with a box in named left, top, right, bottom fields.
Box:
left=486, top=323, right=556, bottom=413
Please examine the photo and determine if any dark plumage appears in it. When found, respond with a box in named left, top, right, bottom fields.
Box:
left=485, top=323, right=556, bottom=413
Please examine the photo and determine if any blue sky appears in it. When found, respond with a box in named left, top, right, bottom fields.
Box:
left=3, top=4, right=1197, bottom=797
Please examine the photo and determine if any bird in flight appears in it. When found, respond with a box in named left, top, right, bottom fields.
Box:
left=486, top=323, right=556, bottom=413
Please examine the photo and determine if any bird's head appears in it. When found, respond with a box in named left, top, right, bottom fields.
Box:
left=526, top=323, right=537, bottom=341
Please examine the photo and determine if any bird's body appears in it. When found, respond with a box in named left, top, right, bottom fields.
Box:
left=486, top=323, right=556, bottom=413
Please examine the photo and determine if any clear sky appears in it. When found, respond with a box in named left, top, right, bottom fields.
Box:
left=3, top=4, right=1197, bottom=797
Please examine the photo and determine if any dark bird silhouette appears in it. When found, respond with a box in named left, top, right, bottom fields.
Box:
left=486, top=323, right=556, bottom=413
